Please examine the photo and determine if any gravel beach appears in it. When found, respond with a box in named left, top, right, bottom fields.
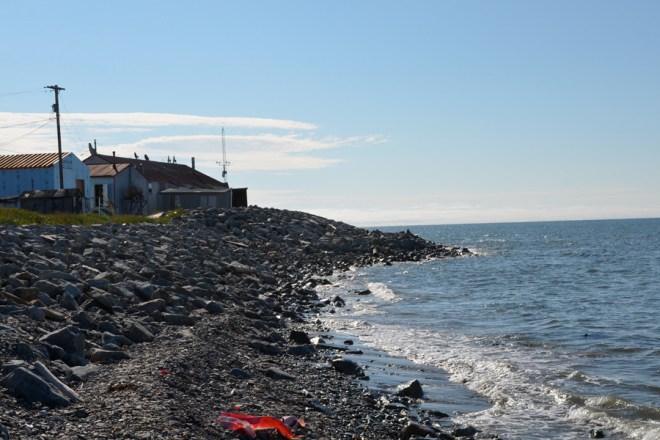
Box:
left=0, top=206, right=486, bottom=439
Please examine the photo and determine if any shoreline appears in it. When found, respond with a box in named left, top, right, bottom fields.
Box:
left=313, top=328, right=491, bottom=421
left=0, top=206, right=484, bottom=439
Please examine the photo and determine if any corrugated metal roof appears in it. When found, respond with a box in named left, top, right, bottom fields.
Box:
left=19, top=188, right=80, bottom=198
left=84, top=153, right=226, bottom=189
left=161, top=187, right=231, bottom=194
left=88, top=163, right=131, bottom=177
left=0, top=152, right=70, bottom=170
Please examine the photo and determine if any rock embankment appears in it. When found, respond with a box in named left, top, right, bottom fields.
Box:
left=0, top=206, right=477, bottom=439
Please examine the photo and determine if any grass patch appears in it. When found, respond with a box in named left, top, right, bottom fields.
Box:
left=0, top=208, right=184, bottom=226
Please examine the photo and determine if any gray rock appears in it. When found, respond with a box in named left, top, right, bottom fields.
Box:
left=287, top=344, right=316, bottom=357
left=204, top=300, right=223, bottom=314
left=1, top=366, right=70, bottom=407
left=289, top=330, right=312, bottom=344
left=42, top=343, right=66, bottom=361
left=249, top=341, right=283, bottom=356
left=37, top=292, right=57, bottom=307
left=87, top=288, right=119, bottom=312
left=69, top=363, right=101, bottom=381
left=43, top=307, right=66, bottom=321
left=162, top=313, right=197, bottom=326
left=397, top=379, right=424, bottom=399
left=401, top=421, right=436, bottom=440
left=0, top=421, right=8, bottom=440
left=265, top=367, right=296, bottom=381
left=39, top=325, right=86, bottom=359
left=124, top=322, right=155, bottom=343
left=87, top=278, right=110, bottom=290
left=331, top=358, right=364, bottom=376
left=97, top=320, right=120, bottom=334
left=229, top=260, right=257, bottom=275
left=15, top=342, right=39, bottom=361
left=132, top=281, right=155, bottom=300
left=13, top=287, right=39, bottom=301
left=33, top=279, right=59, bottom=296
left=1, top=359, right=28, bottom=375
left=94, top=271, right=120, bottom=283
left=102, top=332, right=133, bottom=347
left=453, top=425, right=479, bottom=438
left=89, top=349, right=130, bottom=363
left=39, top=270, right=79, bottom=283
left=61, top=283, right=82, bottom=299
left=27, top=305, right=46, bottom=322
left=59, top=291, right=79, bottom=310
left=308, top=398, right=334, bottom=416
left=132, top=298, right=166, bottom=315
left=229, top=368, right=251, bottom=379
left=72, top=310, right=96, bottom=329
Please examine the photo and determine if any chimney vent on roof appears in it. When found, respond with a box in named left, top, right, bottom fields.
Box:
left=112, top=151, right=118, bottom=172
left=191, top=157, right=195, bottom=170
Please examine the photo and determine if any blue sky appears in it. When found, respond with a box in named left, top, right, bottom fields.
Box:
left=1, top=1, right=659, bottom=225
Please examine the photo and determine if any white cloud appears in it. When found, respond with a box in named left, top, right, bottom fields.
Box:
left=0, top=111, right=384, bottom=171
left=63, top=112, right=318, bottom=130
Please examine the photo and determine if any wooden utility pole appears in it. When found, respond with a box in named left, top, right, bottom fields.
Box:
left=45, top=85, right=65, bottom=189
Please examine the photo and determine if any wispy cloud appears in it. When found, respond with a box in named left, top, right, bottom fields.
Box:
left=0, top=111, right=384, bottom=172
left=62, top=112, right=318, bottom=130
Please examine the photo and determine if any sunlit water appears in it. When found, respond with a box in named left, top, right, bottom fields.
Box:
left=317, top=218, right=660, bottom=439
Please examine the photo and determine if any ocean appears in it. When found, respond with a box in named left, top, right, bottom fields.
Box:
left=317, top=218, right=660, bottom=439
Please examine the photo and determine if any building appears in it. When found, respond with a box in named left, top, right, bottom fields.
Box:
left=84, top=152, right=236, bottom=214
left=0, top=152, right=92, bottom=211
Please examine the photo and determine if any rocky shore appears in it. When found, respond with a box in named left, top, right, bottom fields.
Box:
left=0, top=206, right=484, bottom=439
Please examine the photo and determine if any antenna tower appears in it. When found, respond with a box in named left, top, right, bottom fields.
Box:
left=216, top=126, right=230, bottom=182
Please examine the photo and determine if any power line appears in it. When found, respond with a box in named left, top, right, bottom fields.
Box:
left=0, top=87, right=47, bottom=99
left=0, top=117, right=54, bottom=130
left=0, top=119, right=53, bottom=149
left=59, top=96, right=86, bottom=150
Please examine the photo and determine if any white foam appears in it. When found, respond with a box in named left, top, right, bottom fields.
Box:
left=314, top=265, right=658, bottom=438
left=366, top=282, right=400, bottom=302
left=319, top=315, right=654, bottom=439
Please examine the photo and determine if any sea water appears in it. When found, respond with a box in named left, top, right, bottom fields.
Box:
left=317, top=218, right=660, bottom=439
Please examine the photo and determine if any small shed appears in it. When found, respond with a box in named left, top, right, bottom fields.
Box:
left=160, top=187, right=232, bottom=210
left=18, top=189, right=84, bottom=214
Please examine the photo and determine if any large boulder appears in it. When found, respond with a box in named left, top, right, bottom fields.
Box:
left=1, top=367, right=70, bottom=407
left=397, top=379, right=424, bottom=398
left=401, top=421, right=436, bottom=440
left=331, top=358, right=364, bottom=377
left=39, top=326, right=86, bottom=359
left=124, top=322, right=155, bottom=343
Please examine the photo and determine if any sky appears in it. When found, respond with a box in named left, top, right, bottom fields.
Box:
left=1, top=1, right=659, bottom=226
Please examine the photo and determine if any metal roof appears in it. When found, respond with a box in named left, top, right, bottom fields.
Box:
left=84, top=153, right=226, bottom=189
left=160, top=187, right=231, bottom=194
left=0, top=152, right=71, bottom=170
left=19, top=188, right=80, bottom=198
left=88, top=163, right=131, bottom=177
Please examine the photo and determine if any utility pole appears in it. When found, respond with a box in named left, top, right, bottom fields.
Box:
left=45, top=85, right=65, bottom=189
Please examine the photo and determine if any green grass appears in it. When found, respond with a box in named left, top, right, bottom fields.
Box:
left=0, top=207, right=184, bottom=226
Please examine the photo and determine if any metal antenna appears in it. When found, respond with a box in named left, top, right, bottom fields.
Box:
left=216, top=126, right=230, bottom=182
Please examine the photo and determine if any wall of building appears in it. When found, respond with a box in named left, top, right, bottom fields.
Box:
left=160, top=191, right=232, bottom=211
left=0, top=167, right=53, bottom=198
left=58, top=154, right=93, bottom=200
left=89, top=166, right=150, bottom=215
